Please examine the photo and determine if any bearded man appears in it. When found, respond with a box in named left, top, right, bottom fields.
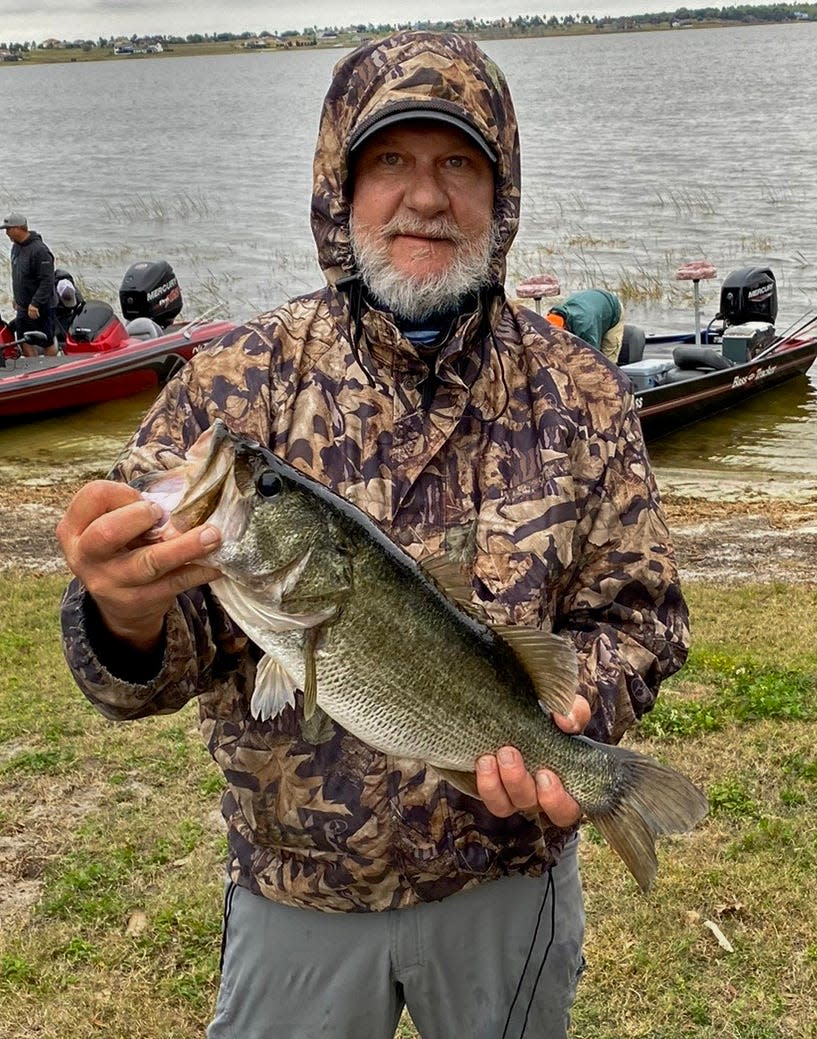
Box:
left=57, top=31, right=688, bottom=1039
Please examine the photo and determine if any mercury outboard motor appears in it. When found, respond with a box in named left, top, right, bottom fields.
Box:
left=119, top=260, right=183, bottom=328
left=718, top=267, right=777, bottom=327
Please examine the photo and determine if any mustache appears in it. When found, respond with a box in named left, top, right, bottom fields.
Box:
left=379, top=214, right=469, bottom=245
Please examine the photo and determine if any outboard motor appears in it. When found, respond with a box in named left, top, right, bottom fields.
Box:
left=119, top=260, right=183, bottom=328
left=718, top=267, right=777, bottom=327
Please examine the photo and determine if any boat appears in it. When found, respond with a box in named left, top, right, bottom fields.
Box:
left=0, top=260, right=234, bottom=422
left=518, top=264, right=817, bottom=441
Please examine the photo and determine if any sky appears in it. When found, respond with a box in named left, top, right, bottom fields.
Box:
left=0, top=1, right=787, bottom=46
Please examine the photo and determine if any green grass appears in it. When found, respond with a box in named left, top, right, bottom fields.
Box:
left=1, top=573, right=816, bottom=1037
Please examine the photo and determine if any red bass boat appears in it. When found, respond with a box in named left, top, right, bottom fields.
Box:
left=0, top=260, right=234, bottom=422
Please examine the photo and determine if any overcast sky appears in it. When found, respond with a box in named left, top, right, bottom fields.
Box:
left=0, top=1, right=783, bottom=45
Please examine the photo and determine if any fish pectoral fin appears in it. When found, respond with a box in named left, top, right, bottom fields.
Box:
left=491, top=625, right=578, bottom=717
left=433, top=766, right=480, bottom=799
left=250, top=654, right=298, bottom=722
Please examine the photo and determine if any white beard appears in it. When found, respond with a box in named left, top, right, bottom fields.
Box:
left=350, top=213, right=499, bottom=323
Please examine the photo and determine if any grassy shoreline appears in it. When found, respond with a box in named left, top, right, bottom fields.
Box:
left=1, top=568, right=815, bottom=1037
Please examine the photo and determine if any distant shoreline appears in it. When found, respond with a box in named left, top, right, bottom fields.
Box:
left=0, top=18, right=807, bottom=69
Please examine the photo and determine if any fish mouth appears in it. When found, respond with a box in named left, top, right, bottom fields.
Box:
left=138, top=421, right=252, bottom=544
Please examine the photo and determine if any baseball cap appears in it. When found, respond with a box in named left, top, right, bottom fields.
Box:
left=1, top=213, right=28, bottom=229
left=348, top=105, right=496, bottom=162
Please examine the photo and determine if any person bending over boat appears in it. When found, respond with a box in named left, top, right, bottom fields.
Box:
left=1, top=212, right=58, bottom=357
left=547, top=288, right=625, bottom=361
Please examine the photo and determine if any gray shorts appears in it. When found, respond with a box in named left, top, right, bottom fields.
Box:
left=207, top=838, right=584, bottom=1039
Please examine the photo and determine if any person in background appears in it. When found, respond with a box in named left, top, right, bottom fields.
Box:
left=54, top=268, right=85, bottom=343
left=56, top=31, right=688, bottom=1039
left=547, top=287, right=625, bottom=362
left=1, top=212, right=58, bottom=357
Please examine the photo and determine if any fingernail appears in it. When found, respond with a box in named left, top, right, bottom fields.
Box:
left=149, top=502, right=164, bottom=521
left=476, top=756, right=495, bottom=774
left=200, top=525, right=221, bottom=549
left=497, top=747, right=517, bottom=767
left=536, top=771, right=552, bottom=792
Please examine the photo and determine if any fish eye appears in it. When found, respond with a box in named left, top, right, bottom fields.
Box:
left=256, top=471, right=282, bottom=498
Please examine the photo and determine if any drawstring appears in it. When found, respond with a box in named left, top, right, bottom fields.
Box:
left=337, top=273, right=376, bottom=388
left=218, top=879, right=238, bottom=972
left=468, top=285, right=510, bottom=424
left=501, top=867, right=557, bottom=1039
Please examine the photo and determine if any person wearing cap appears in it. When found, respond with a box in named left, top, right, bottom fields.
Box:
left=1, top=213, right=58, bottom=356
left=56, top=31, right=688, bottom=1039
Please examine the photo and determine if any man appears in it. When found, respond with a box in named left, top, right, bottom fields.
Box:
left=57, top=31, right=689, bottom=1039
left=1, top=212, right=58, bottom=356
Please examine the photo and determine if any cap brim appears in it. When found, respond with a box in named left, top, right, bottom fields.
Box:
left=349, top=109, right=496, bottom=162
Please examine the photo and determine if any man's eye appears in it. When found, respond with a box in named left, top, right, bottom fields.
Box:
left=381, top=152, right=401, bottom=166
left=446, top=156, right=466, bottom=168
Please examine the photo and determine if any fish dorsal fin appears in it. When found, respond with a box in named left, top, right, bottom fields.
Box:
left=421, top=555, right=484, bottom=619
left=491, top=625, right=578, bottom=717
left=302, top=628, right=320, bottom=720
left=434, top=766, right=480, bottom=799
left=250, top=654, right=298, bottom=722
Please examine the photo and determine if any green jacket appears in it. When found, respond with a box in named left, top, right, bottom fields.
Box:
left=550, top=289, right=622, bottom=350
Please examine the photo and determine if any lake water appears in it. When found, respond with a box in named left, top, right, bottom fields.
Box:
left=1, top=24, right=816, bottom=498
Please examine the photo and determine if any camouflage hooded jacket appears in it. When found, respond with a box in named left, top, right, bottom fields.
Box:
left=61, top=31, right=689, bottom=912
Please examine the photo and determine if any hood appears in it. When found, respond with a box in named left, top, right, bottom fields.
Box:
left=311, top=31, right=521, bottom=291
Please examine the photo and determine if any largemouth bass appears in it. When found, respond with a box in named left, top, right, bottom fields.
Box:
left=138, top=419, right=707, bottom=892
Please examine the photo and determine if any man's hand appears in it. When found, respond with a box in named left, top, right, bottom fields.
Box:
left=475, top=695, right=591, bottom=826
left=27, top=303, right=39, bottom=319
left=56, top=480, right=223, bottom=651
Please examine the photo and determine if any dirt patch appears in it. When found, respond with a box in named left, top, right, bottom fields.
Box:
left=0, top=778, right=105, bottom=927
left=1, top=480, right=816, bottom=585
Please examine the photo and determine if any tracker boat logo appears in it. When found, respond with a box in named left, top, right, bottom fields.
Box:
left=731, top=363, right=777, bottom=389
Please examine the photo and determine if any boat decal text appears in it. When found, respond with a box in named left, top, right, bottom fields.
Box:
left=731, top=363, right=778, bottom=389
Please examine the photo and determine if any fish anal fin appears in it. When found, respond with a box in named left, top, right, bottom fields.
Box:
left=250, top=654, right=298, bottom=722
left=434, top=766, right=480, bottom=799
left=492, top=625, right=578, bottom=716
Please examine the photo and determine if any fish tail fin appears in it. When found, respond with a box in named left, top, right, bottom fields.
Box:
left=588, top=747, right=708, bottom=894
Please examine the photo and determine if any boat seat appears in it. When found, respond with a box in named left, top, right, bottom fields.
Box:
left=125, top=317, right=164, bottom=341
left=617, top=324, right=646, bottom=365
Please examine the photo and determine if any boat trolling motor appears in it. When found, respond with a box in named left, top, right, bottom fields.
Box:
left=64, top=260, right=185, bottom=352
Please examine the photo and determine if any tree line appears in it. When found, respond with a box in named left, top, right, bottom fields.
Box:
left=2, top=4, right=815, bottom=53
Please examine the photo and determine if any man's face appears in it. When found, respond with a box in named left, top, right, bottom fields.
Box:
left=5, top=227, right=27, bottom=244
left=350, top=121, right=496, bottom=319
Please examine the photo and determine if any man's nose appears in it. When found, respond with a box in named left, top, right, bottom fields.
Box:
left=402, top=167, right=449, bottom=215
